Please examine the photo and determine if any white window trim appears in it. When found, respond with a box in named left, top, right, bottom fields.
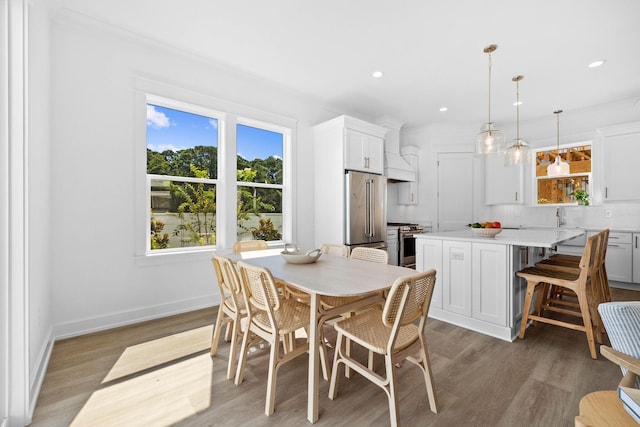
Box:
left=134, top=78, right=295, bottom=264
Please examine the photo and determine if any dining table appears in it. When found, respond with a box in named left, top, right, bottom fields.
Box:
left=229, top=249, right=416, bottom=423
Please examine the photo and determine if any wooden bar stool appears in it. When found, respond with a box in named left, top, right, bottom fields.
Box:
left=515, top=233, right=602, bottom=359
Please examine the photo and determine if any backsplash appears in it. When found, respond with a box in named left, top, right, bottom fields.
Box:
left=489, top=203, right=640, bottom=231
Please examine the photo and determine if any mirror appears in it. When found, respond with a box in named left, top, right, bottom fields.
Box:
left=536, top=144, right=591, bottom=205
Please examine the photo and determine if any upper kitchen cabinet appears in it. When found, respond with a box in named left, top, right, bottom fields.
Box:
left=345, top=128, right=384, bottom=174
left=484, top=154, right=523, bottom=205
left=398, top=145, right=419, bottom=205
left=601, top=122, right=640, bottom=202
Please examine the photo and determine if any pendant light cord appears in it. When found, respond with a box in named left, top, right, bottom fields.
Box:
left=554, top=109, right=563, bottom=159
left=487, top=52, right=492, bottom=125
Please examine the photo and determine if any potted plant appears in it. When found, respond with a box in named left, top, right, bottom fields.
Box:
left=570, top=189, right=590, bottom=206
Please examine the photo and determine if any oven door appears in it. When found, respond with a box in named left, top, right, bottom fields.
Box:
left=399, top=231, right=416, bottom=268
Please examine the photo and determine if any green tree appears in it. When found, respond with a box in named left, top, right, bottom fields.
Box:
left=171, top=165, right=216, bottom=246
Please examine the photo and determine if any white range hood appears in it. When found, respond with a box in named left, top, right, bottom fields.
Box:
left=378, top=118, right=416, bottom=182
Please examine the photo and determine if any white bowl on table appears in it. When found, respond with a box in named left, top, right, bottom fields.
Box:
left=281, top=243, right=322, bottom=264
left=471, top=228, right=502, bottom=238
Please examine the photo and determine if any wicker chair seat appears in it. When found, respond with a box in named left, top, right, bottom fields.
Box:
left=251, top=299, right=310, bottom=335
left=334, top=311, right=419, bottom=354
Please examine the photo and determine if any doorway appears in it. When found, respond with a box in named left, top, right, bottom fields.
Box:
left=437, top=152, right=474, bottom=231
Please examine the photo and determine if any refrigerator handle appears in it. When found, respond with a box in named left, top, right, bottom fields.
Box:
left=365, top=179, right=370, bottom=236
left=368, top=179, right=375, bottom=237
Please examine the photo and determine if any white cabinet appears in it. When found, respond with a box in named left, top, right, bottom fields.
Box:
left=398, top=146, right=418, bottom=205
left=602, top=124, right=640, bottom=201
left=416, top=238, right=442, bottom=309
left=417, top=238, right=508, bottom=326
left=484, top=154, right=523, bottom=205
left=603, top=231, right=632, bottom=283
left=345, top=128, right=384, bottom=174
left=472, top=243, right=508, bottom=326
left=442, top=241, right=472, bottom=316
left=633, top=234, right=640, bottom=284
left=312, top=115, right=387, bottom=247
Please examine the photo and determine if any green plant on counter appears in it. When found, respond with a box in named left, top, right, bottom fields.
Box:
left=570, top=189, right=590, bottom=206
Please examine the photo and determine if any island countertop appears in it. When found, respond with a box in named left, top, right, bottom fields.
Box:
left=415, top=228, right=585, bottom=248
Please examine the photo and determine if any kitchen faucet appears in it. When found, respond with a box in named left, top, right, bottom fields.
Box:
left=556, top=207, right=565, bottom=228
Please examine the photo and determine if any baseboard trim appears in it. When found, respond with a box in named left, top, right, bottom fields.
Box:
left=28, top=328, right=54, bottom=422
left=54, top=294, right=220, bottom=340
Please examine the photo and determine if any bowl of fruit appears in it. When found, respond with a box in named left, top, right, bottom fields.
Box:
left=469, top=221, right=502, bottom=237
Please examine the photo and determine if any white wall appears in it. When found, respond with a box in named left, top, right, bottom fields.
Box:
left=48, top=11, right=333, bottom=338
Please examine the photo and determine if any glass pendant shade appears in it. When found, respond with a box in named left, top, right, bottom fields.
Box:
left=476, top=45, right=505, bottom=156
left=505, top=75, right=529, bottom=166
left=475, top=122, right=506, bottom=155
left=505, top=139, right=532, bottom=166
left=547, top=153, right=570, bottom=176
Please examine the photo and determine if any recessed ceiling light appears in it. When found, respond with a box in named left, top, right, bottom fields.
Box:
left=372, top=70, right=384, bottom=78
left=439, top=107, right=448, bottom=112
left=588, top=60, right=606, bottom=68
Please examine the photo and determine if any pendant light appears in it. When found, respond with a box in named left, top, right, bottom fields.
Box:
left=547, top=109, right=570, bottom=177
left=475, top=44, right=506, bottom=156
left=505, top=75, right=531, bottom=166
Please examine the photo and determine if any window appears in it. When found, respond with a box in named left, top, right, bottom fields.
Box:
left=143, top=92, right=292, bottom=255
left=147, top=102, right=219, bottom=252
left=535, top=143, right=592, bottom=205
left=236, top=123, right=284, bottom=242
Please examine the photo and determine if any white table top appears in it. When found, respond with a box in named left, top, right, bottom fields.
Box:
left=415, top=228, right=585, bottom=248
left=230, top=251, right=416, bottom=296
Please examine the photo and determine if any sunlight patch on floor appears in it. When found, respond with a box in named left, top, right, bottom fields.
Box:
left=103, top=325, right=212, bottom=383
left=72, top=353, right=213, bottom=426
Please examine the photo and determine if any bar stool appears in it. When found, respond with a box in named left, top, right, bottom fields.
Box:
left=515, top=232, right=602, bottom=359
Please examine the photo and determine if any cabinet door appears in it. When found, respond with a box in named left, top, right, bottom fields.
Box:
left=605, top=241, right=632, bottom=283
left=442, top=241, right=472, bottom=316
left=472, top=243, right=508, bottom=326
left=417, top=239, right=442, bottom=309
left=484, top=154, right=523, bottom=205
left=634, top=234, right=640, bottom=284
left=604, top=132, right=640, bottom=201
left=398, top=153, right=418, bottom=205
left=344, top=129, right=383, bottom=173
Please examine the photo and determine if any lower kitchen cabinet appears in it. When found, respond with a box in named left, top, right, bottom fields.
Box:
left=588, top=231, right=632, bottom=283
left=472, top=243, right=507, bottom=326
left=417, top=238, right=509, bottom=328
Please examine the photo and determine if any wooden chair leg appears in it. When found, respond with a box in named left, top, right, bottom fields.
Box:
left=519, top=281, right=537, bottom=339
left=328, top=332, right=344, bottom=400
left=576, top=291, right=598, bottom=359
left=385, top=356, right=401, bottom=427
left=265, top=339, right=279, bottom=416
left=226, top=318, right=241, bottom=380
left=211, top=309, right=226, bottom=356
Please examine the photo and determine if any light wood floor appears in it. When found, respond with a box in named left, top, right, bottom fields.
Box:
left=30, top=288, right=640, bottom=427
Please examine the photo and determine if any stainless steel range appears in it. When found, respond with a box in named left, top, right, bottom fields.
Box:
left=387, top=223, right=425, bottom=268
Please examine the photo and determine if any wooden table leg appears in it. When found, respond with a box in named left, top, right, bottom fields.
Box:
left=307, top=293, right=320, bottom=423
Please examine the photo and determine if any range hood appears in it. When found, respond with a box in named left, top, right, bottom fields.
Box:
left=378, top=118, right=416, bottom=182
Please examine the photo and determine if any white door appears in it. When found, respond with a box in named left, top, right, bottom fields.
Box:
left=437, top=152, right=474, bottom=231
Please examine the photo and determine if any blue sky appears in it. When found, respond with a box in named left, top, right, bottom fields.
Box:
left=146, top=104, right=283, bottom=160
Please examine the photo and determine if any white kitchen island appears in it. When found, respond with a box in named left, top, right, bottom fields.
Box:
left=416, top=228, right=585, bottom=342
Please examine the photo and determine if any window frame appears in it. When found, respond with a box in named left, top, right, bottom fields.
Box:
left=532, top=140, right=592, bottom=206
left=135, top=79, right=295, bottom=260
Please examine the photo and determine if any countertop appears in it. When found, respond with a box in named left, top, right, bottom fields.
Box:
left=414, top=228, right=585, bottom=248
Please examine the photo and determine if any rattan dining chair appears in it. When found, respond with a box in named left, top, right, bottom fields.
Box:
left=328, top=269, right=439, bottom=427
left=234, top=261, right=311, bottom=416
left=210, top=255, right=246, bottom=380
left=233, top=239, right=268, bottom=253
left=516, top=232, right=603, bottom=358
left=320, top=243, right=350, bottom=257
left=350, top=246, right=389, bottom=264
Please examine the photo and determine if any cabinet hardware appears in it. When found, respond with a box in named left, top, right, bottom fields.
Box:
left=608, top=244, right=620, bottom=248
left=605, top=187, right=608, bottom=198
left=515, top=192, right=518, bottom=202
left=636, top=236, right=638, bottom=249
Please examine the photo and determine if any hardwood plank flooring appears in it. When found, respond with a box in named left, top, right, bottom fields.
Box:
left=30, top=288, right=640, bottom=427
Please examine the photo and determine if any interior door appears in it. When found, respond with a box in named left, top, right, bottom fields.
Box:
left=437, top=152, right=474, bottom=231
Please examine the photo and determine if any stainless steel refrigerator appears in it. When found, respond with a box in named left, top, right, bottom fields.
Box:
left=344, top=170, right=387, bottom=251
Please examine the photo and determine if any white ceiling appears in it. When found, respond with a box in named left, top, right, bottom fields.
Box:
left=48, top=0, right=640, bottom=129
